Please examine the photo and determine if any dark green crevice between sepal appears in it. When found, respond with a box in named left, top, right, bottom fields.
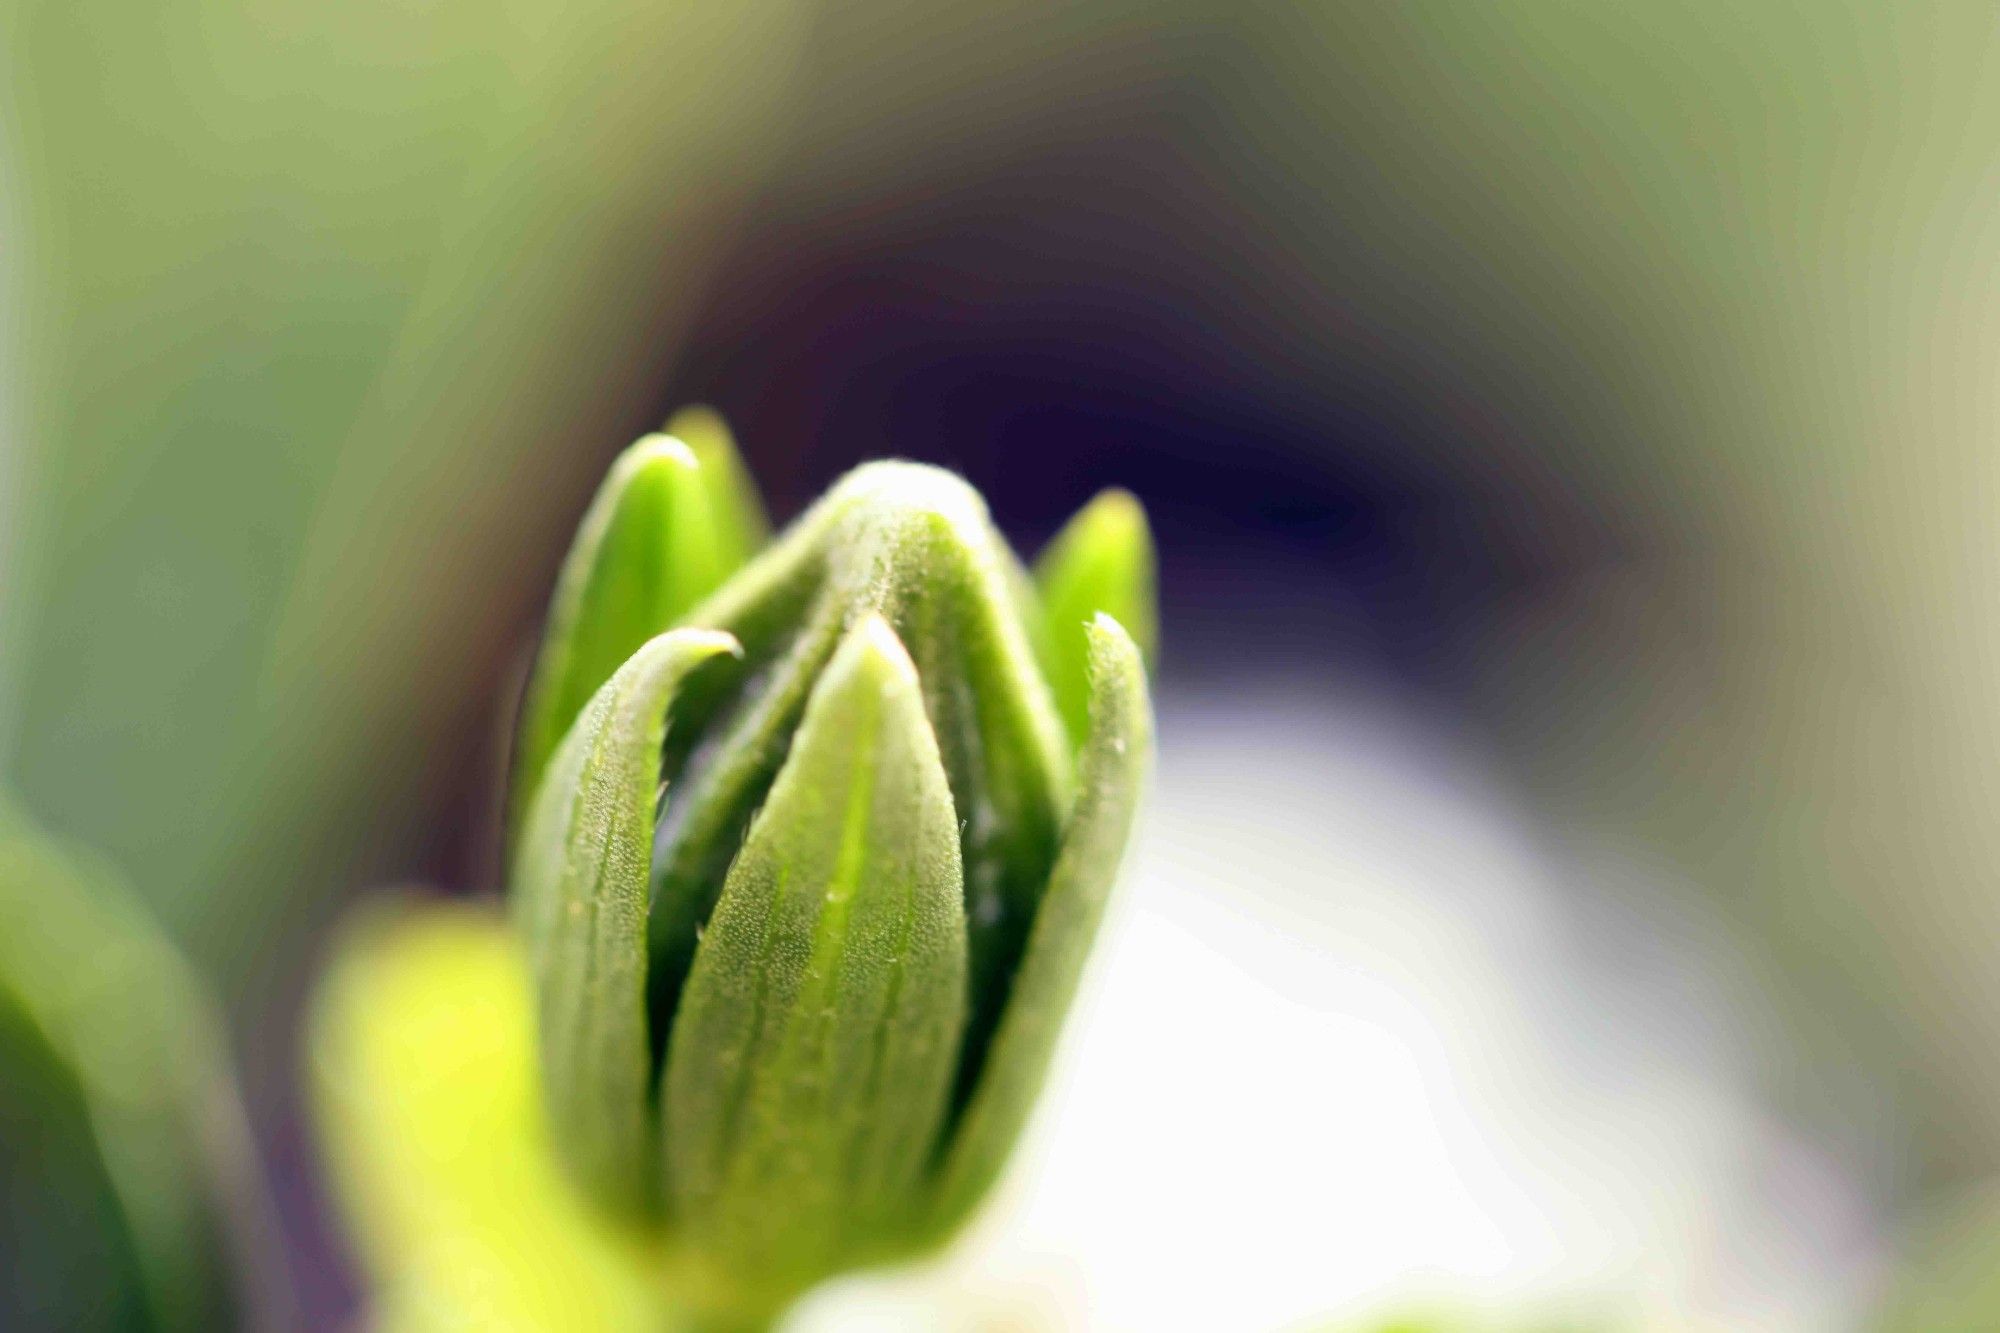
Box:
left=661, top=615, right=967, bottom=1297
left=515, top=628, right=744, bottom=1218
left=639, top=463, right=1073, bottom=1131
left=913, top=612, right=1151, bottom=1241
left=507, top=417, right=770, bottom=880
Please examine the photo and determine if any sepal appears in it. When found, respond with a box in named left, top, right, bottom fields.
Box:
left=663, top=617, right=967, bottom=1303
left=510, top=429, right=762, bottom=859
left=513, top=628, right=738, bottom=1215
left=1033, top=489, right=1158, bottom=747
left=923, top=613, right=1152, bottom=1237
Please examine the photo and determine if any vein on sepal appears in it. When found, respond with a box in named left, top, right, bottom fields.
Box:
left=662, top=615, right=967, bottom=1299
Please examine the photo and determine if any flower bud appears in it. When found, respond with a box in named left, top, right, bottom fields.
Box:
left=508, top=417, right=1154, bottom=1317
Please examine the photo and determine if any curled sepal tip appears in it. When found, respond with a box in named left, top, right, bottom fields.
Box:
left=663, top=615, right=968, bottom=1306
left=663, top=405, right=771, bottom=560
left=511, top=428, right=763, bottom=861
left=1034, top=489, right=1157, bottom=746
left=514, top=628, right=740, bottom=1216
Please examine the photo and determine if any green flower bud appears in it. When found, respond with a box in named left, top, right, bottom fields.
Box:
left=509, top=418, right=1154, bottom=1321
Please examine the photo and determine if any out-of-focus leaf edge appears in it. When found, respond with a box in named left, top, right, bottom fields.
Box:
left=306, top=895, right=672, bottom=1333
left=0, top=797, right=288, bottom=1330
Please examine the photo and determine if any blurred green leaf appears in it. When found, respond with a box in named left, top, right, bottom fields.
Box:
left=1, top=0, right=810, bottom=988
left=0, top=990, right=157, bottom=1329
left=0, top=798, right=271, bottom=1329
left=309, top=899, right=667, bottom=1332
left=662, top=616, right=967, bottom=1306
left=514, top=629, right=738, bottom=1215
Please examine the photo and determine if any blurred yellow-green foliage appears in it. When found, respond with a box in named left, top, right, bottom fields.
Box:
left=0, top=0, right=811, bottom=987
left=1872, top=1184, right=2000, bottom=1331
left=310, top=901, right=665, bottom=1331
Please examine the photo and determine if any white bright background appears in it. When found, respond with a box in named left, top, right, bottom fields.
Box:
left=794, top=677, right=1880, bottom=1331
